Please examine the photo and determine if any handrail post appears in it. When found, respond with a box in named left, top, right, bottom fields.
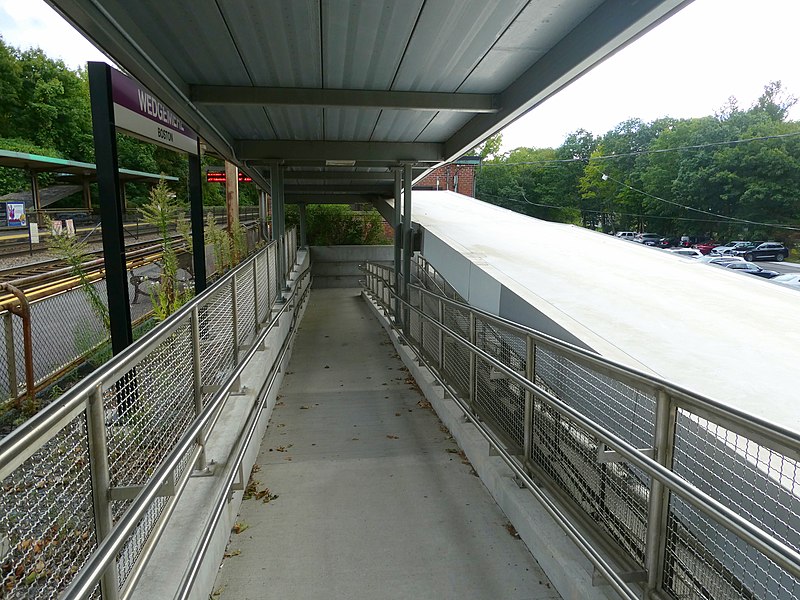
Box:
left=2, top=284, right=34, bottom=411
left=252, top=256, right=260, bottom=330
left=437, top=298, right=444, bottom=370
left=231, top=274, right=239, bottom=364
left=190, top=307, right=208, bottom=472
left=523, top=334, right=534, bottom=462
left=4, top=311, right=17, bottom=399
left=468, top=312, right=476, bottom=414
left=86, top=385, right=119, bottom=600
left=645, top=389, right=677, bottom=597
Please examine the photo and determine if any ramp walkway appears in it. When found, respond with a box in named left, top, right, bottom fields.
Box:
left=212, top=288, right=560, bottom=600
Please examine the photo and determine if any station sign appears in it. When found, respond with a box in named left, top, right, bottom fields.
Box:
left=110, top=68, right=198, bottom=155
left=206, top=171, right=252, bottom=183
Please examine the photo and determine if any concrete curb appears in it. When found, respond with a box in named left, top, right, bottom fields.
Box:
left=363, top=292, right=619, bottom=600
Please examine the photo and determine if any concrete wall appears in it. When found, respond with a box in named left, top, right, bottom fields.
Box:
left=310, top=245, right=393, bottom=288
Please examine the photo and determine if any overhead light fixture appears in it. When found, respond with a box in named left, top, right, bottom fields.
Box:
left=325, top=159, right=356, bottom=166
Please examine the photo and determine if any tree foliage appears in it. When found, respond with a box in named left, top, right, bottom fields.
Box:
left=475, top=82, right=800, bottom=245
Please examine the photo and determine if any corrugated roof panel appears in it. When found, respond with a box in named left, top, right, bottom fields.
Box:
left=204, top=106, right=276, bottom=140
left=370, top=110, right=437, bottom=143
left=267, top=107, right=324, bottom=140
left=392, top=0, right=528, bottom=92
left=322, top=0, right=423, bottom=90
left=324, top=108, right=382, bottom=141
left=123, top=0, right=250, bottom=86
left=221, top=0, right=322, bottom=87
left=459, top=0, right=604, bottom=93
left=413, top=112, right=474, bottom=143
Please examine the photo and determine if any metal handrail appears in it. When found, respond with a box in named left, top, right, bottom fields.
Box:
left=174, top=272, right=312, bottom=600
left=362, top=262, right=800, bottom=591
left=0, top=240, right=273, bottom=479
left=62, top=263, right=311, bottom=599
left=373, top=262, right=800, bottom=459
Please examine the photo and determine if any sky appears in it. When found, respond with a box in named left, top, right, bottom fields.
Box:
left=1, top=0, right=799, bottom=152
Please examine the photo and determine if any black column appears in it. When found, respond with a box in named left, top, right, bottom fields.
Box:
left=88, top=61, right=132, bottom=354
left=188, top=142, right=207, bottom=294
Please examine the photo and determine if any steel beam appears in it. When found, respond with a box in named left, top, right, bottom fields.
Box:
left=236, top=140, right=443, bottom=163
left=190, top=85, right=499, bottom=113
left=284, top=184, right=393, bottom=195
left=280, top=171, right=396, bottom=181
left=283, top=194, right=380, bottom=204
left=443, top=0, right=693, bottom=160
left=49, top=1, right=237, bottom=161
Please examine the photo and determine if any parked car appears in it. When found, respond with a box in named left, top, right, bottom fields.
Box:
left=732, top=242, right=789, bottom=262
left=655, top=237, right=681, bottom=249
left=722, top=261, right=779, bottom=278
left=666, top=248, right=704, bottom=259
left=693, top=241, right=718, bottom=255
left=700, top=255, right=745, bottom=265
left=771, top=273, right=800, bottom=288
left=634, top=233, right=661, bottom=246
left=615, top=231, right=636, bottom=240
left=710, top=241, right=748, bottom=255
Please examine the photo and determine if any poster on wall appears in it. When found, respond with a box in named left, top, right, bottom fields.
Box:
left=6, top=202, right=26, bottom=227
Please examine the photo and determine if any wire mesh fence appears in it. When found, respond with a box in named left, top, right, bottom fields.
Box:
left=0, top=226, right=276, bottom=426
left=0, top=230, right=298, bottom=599
left=361, top=256, right=800, bottom=600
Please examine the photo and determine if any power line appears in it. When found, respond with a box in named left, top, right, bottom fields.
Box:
left=479, top=130, right=800, bottom=167
left=600, top=173, right=800, bottom=231
left=478, top=192, right=715, bottom=223
left=478, top=191, right=799, bottom=228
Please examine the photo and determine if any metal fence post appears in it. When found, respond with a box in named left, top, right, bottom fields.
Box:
left=253, top=257, right=260, bottom=330
left=437, top=298, right=444, bottom=371
left=231, top=274, right=239, bottom=364
left=523, top=335, right=534, bottom=463
left=85, top=385, right=119, bottom=600
left=4, top=311, right=17, bottom=399
left=645, top=390, right=677, bottom=597
left=190, top=308, right=208, bottom=472
left=468, top=312, right=476, bottom=414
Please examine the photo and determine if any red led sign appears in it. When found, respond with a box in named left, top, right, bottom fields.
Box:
left=206, top=171, right=253, bottom=183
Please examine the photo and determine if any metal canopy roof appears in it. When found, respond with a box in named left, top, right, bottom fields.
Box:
left=47, top=0, right=692, bottom=203
left=0, top=149, right=179, bottom=183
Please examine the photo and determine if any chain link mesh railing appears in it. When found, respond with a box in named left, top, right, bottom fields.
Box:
left=0, top=228, right=300, bottom=599
left=361, top=257, right=800, bottom=600
left=0, top=224, right=270, bottom=425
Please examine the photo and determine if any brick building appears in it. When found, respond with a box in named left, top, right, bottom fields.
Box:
left=413, top=156, right=480, bottom=197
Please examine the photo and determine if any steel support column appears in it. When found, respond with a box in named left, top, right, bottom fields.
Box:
left=393, top=168, right=402, bottom=326
left=269, top=162, right=287, bottom=298
left=402, top=162, right=413, bottom=331
left=88, top=61, right=133, bottom=354
left=188, top=141, right=207, bottom=294
left=298, top=203, right=308, bottom=248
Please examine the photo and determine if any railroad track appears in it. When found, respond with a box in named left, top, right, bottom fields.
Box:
left=0, top=213, right=259, bottom=257
left=0, top=220, right=260, bottom=308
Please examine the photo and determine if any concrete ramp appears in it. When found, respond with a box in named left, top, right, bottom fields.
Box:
left=411, top=191, right=799, bottom=434
left=213, top=288, right=560, bottom=599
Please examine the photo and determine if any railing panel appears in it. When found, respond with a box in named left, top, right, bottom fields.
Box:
left=360, top=257, right=800, bottom=600
left=197, top=285, right=236, bottom=395
left=0, top=410, right=97, bottom=598
left=441, top=303, right=470, bottom=398
left=235, top=266, right=256, bottom=347
left=666, top=408, right=800, bottom=599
